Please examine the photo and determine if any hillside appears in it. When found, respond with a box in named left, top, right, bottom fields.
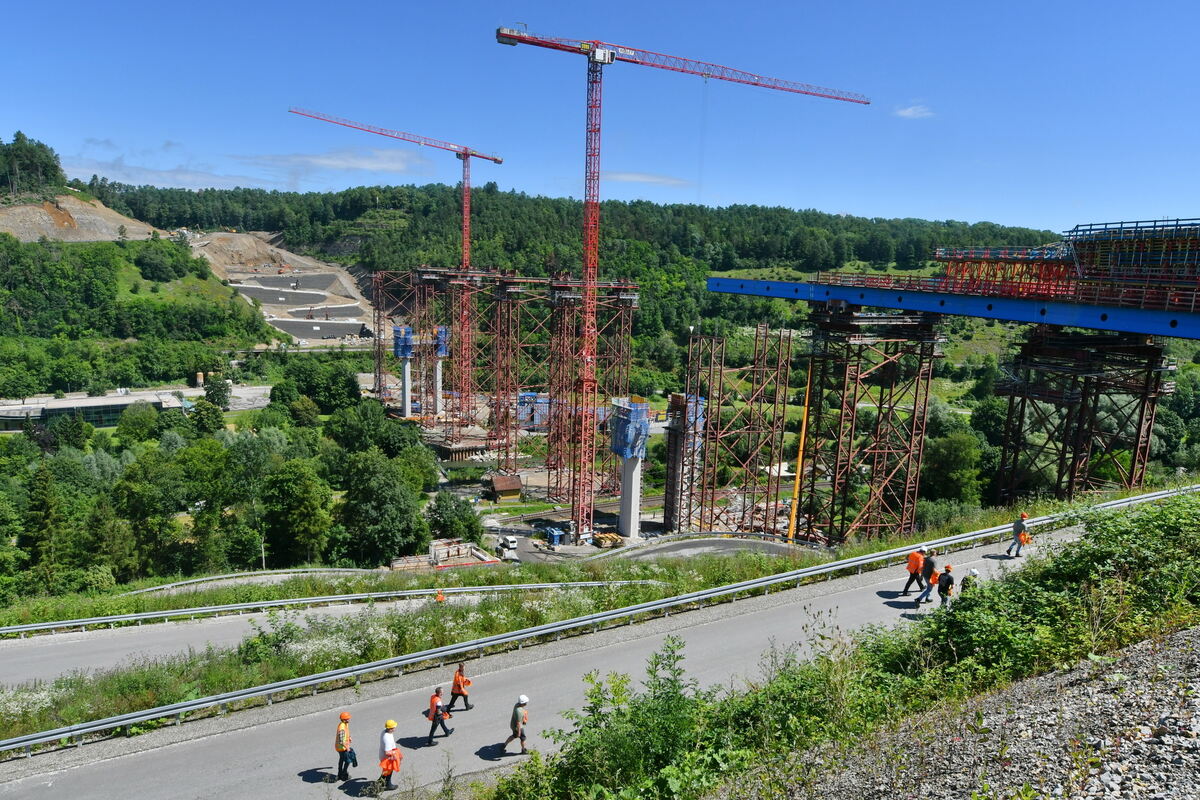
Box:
left=0, top=191, right=158, bottom=242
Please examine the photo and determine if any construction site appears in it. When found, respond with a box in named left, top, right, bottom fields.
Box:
left=290, top=31, right=1196, bottom=549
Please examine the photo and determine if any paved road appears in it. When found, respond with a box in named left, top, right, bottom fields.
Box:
left=616, top=537, right=797, bottom=560
left=0, top=534, right=1054, bottom=799
left=0, top=599, right=447, bottom=687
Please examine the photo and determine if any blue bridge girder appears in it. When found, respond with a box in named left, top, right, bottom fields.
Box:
left=706, top=277, right=1200, bottom=340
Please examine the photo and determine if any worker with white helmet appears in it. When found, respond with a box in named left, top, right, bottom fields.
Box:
left=504, top=694, right=530, bottom=754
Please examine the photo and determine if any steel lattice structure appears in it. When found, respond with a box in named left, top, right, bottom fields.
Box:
left=371, top=268, right=636, bottom=515
left=796, top=308, right=942, bottom=544
left=670, top=326, right=792, bottom=534
left=996, top=327, right=1175, bottom=502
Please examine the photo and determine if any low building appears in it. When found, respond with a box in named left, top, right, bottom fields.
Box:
left=486, top=475, right=523, bottom=503
left=0, top=391, right=188, bottom=432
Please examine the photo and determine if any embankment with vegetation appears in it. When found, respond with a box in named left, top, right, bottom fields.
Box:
left=483, top=494, right=1200, bottom=800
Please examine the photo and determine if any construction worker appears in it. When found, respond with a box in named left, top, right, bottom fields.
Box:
left=1006, top=512, right=1030, bottom=557
left=435, top=588, right=446, bottom=603
left=914, top=549, right=939, bottom=606
left=427, top=686, right=454, bottom=745
left=902, top=546, right=927, bottom=595
left=937, top=564, right=955, bottom=607
left=960, top=567, right=980, bottom=594
left=378, top=719, right=402, bottom=792
left=447, top=662, right=473, bottom=711
left=504, top=694, right=530, bottom=754
left=334, top=711, right=354, bottom=782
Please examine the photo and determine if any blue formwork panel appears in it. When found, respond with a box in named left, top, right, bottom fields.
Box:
left=706, top=278, right=1200, bottom=340
left=435, top=326, right=450, bottom=358
left=610, top=398, right=650, bottom=460
left=392, top=325, right=414, bottom=358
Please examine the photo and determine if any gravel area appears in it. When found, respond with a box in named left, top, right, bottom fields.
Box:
left=732, top=626, right=1200, bottom=800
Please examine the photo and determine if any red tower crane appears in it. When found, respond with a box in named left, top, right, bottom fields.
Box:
left=498, top=27, right=869, bottom=538
left=288, top=107, right=503, bottom=270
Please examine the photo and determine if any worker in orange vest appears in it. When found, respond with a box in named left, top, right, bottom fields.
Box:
left=334, top=711, right=354, bottom=781
left=937, top=564, right=956, bottom=607
left=427, top=686, right=454, bottom=746
left=446, top=661, right=474, bottom=711
left=1006, top=512, right=1031, bottom=557
left=378, top=719, right=402, bottom=791
left=902, top=546, right=927, bottom=595
left=435, top=588, right=446, bottom=603
left=914, top=549, right=939, bottom=607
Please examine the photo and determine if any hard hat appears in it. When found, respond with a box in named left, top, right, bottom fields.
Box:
left=918, top=546, right=927, bottom=553
left=385, top=719, right=397, bottom=729
left=944, top=564, right=953, bottom=571
left=1020, top=512, right=1029, bottom=519
left=340, top=712, right=351, bottom=721
left=970, top=568, right=979, bottom=577
left=518, top=694, right=529, bottom=705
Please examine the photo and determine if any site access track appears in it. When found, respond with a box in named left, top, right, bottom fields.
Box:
left=0, top=487, right=1189, bottom=799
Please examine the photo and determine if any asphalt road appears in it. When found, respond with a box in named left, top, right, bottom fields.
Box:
left=615, top=537, right=798, bottom=561
left=0, top=599, right=446, bottom=688
left=0, top=533, right=1053, bottom=799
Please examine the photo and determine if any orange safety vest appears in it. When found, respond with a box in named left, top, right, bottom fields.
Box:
left=430, top=694, right=446, bottom=720
left=335, top=721, right=350, bottom=752
left=906, top=551, right=924, bottom=574
left=436, top=589, right=446, bottom=603
left=452, top=670, right=471, bottom=695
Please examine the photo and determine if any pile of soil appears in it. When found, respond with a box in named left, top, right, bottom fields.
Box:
left=0, top=193, right=158, bottom=242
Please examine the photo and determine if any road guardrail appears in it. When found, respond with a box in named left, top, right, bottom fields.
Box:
left=3, top=484, right=1193, bottom=758
left=120, top=568, right=383, bottom=596
left=0, top=581, right=666, bottom=638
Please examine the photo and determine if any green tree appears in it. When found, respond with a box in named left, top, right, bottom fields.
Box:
left=260, top=460, right=332, bottom=566
left=920, top=432, right=982, bottom=505
left=288, top=395, right=321, bottom=427
left=269, top=379, right=301, bottom=406
left=335, top=448, right=429, bottom=566
left=204, top=376, right=232, bottom=410
left=117, top=401, right=160, bottom=445
left=427, top=491, right=484, bottom=544
left=20, top=462, right=65, bottom=569
left=189, top=398, right=226, bottom=435
left=969, top=395, right=1008, bottom=447
left=77, top=496, right=138, bottom=582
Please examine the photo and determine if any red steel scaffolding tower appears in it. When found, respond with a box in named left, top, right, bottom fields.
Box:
left=497, top=26, right=868, bottom=535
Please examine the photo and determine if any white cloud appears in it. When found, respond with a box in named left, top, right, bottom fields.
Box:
left=895, top=104, right=934, bottom=119
left=63, top=156, right=270, bottom=190
left=82, top=137, right=119, bottom=150
left=239, top=147, right=432, bottom=174
left=603, top=171, right=691, bottom=187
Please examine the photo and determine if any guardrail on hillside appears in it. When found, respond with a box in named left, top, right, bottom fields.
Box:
left=0, top=581, right=667, bottom=638
left=3, top=484, right=1193, bottom=758
left=582, top=530, right=809, bottom=561
left=120, top=568, right=383, bottom=596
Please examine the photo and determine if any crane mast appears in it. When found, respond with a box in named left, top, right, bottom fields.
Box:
left=288, top=107, right=502, bottom=270
left=498, top=27, right=868, bottom=538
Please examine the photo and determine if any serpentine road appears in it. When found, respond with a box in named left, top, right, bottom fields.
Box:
left=0, top=531, right=1065, bottom=799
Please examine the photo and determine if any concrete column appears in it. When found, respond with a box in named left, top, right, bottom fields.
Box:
left=400, top=358, right=413, bottom=418
left=618, top=454, right=643, bottom=539
left=433, top=359, right=444, bottom=416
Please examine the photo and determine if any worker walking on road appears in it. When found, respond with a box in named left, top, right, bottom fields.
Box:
left=334, top=711, right=354, bottom=782
left=504, top=694, right=530, bottom=755
left=914, top=549, right=939, bottom=606
left=427, top=686, right=454, bottom=746
left=902, top=546, right=927, bottom=595
left=1006, top=512, right=1030, bottom=557
left=447, top=662, right=473, bottom=711
left=378, top=719, right=402, bottom=792
left=937, top=564, right=955, bottom=607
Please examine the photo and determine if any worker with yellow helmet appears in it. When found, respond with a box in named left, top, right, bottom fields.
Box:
left=378, top=719, right=402, bottom=791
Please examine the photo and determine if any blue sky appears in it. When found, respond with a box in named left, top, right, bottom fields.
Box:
left=5, top=0, right=1197, bottom=233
